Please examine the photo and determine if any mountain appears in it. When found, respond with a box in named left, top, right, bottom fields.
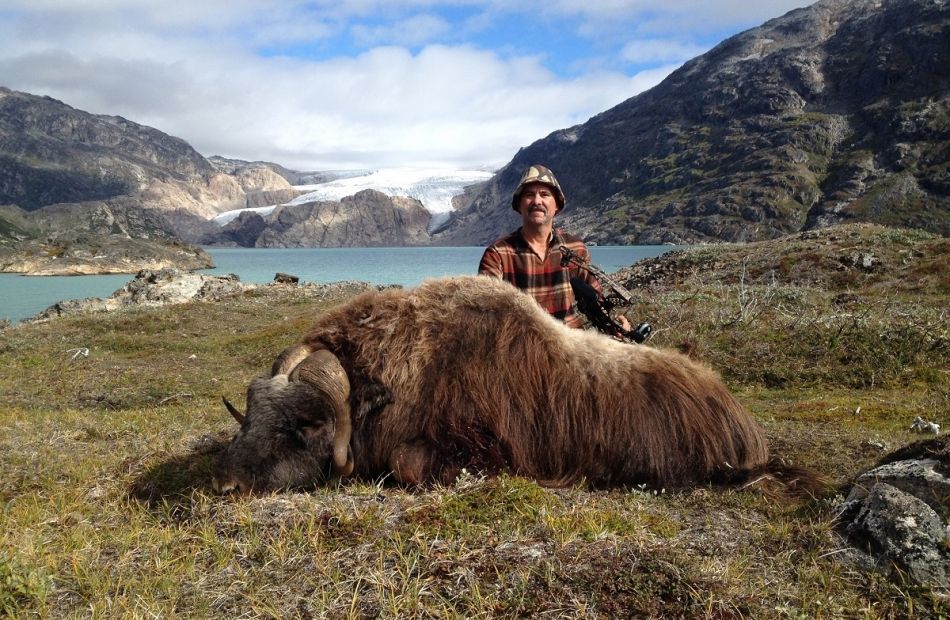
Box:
left=207, top=189, right=432, bottom=247
left=0, top=87, right=302, bottom=242
left=280, top=168, right=492, bottom=231
left=436, top=0, right=949, bottom=245
left=205, top=168, right=491, bottom=247
left=213, top=168, right=491, bottom=228
left=0, top=89, right=209, bottom=211
left=0, top=87, right=309, bottom=272
left=207, top=156, right=369, bottom=187
left=0, top=87, right=487, bottom=253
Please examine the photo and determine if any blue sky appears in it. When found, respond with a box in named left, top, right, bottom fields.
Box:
left=0, top=1, right=811, bottom=170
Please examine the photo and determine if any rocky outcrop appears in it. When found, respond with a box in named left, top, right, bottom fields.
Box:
left=215, top=211, right=269, bottom=247
left=207, top=154, right=351, bottom=186
left=836, top=435, right=950, bottom=593
left=208, top=189, right=432, bottom=247
left=436, top=0, right=949, bottom=245
left=28, top=268, right=251, bottom=321
left=25, top=268, right=382, bottom=322
left=0, top=232, right=214, bottom=275
left=207, top=155, right=307, bottom=205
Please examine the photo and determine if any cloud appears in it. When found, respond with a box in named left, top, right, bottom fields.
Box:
left=0, top=1, right=812, bottom=170
left=351, top=14, right=452, bottom=48
left=620, top=39, right=709, bottom=65
left=535, top=0, right=812, bottom=30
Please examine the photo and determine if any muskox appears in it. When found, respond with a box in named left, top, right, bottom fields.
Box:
left=213, top=275, right=771, bottom=494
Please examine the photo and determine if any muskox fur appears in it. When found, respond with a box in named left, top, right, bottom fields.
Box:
left=215, top=275, right=771, bottom=492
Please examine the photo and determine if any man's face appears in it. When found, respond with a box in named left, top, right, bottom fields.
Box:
left=518, top=182, right=558, bottom=227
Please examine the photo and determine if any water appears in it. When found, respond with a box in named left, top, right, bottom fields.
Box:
left=0, top=245, right=676, bottom=323
left=0, top=273, right=133, bottom=324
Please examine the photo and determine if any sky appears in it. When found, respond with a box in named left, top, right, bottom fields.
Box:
left=0, top=0, right=812, bottom=171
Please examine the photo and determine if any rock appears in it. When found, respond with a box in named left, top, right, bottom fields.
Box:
left=215, top=211, right=268, bottom=247
left=879, top=435, right=950, bottom=471
left=911, top=416, right=941, bottom=434
left=846, top=459, right=950, bottom=520
left=274, top=272, right=300, bottom=285
left=28, top=269, right=252, bottom=321
left=840, top=252, right=879, bottom=272
left=121, top=269, right=247, bottom=305
left=838, top=483, right=949, bottom=591
left=837, top=435, right=950, bottom=593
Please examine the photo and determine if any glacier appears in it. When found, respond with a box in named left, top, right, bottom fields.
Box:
left=213, top=168, right=493, bottom=230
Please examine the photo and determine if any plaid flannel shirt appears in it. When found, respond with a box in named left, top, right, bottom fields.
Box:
left=478, top=227, right=601, bottom=328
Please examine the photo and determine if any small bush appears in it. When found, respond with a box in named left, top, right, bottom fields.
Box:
left=0, top=551, right=50, bottom=616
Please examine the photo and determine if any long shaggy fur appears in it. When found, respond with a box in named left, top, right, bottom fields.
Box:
left=301, top=275, right=769, bottom=488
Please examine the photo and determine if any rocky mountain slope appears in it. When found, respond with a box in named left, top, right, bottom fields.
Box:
left=0, top=200, right=214, bottom=275
left=436, top=0, right=949, bottom=245
left=0, top=87, right=305, bottom=272
left=0, top=235, right=213, bottom=276
left=207, top=189, right=432, bottom=247
left=0, top=87, right=301, bottom=227
left=0, top=88, right=452, bottom=256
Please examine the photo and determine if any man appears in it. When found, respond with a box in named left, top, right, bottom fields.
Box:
left=479, top=164, right=630, bottom=331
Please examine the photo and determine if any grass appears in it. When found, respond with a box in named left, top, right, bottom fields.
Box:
left=0, top=223, right=947, bottom=617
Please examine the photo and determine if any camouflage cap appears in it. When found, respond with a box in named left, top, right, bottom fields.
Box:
left=511, top=164, right=566, bottom=212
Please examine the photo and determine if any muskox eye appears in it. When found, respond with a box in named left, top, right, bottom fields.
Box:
left=295, top=426, right=322, bottom=444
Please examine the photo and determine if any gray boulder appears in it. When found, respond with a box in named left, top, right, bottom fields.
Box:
left=837, top=436, right=950, bottom=593
left=847, top=458, right=950, bottom=520
left=120, top=268, right=247, bottom=305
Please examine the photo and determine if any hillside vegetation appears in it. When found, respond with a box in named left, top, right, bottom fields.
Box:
left=0, top=223, right=946, bottom=617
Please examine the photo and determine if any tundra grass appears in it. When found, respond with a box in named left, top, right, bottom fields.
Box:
left=0, top=233, right=948, bottom=618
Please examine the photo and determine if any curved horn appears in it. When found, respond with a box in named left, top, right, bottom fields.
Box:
left=290, top=349, right=354, bottom=477
left=271, top=343, right=313, bottom=376
left=222, top=396, right=246, bottom=425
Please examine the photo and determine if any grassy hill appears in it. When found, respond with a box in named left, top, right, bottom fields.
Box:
left=0, top=223, right=946, bottom=617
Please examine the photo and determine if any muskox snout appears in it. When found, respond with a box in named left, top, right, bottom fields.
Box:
left=212, top=437, right=259, bottom=495
left=211, top=475, right=243, bottom=495
left=211, top=456, right=251, bottom=495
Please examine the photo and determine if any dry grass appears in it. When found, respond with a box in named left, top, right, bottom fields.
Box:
left=1, top=224, right=947, bottom=618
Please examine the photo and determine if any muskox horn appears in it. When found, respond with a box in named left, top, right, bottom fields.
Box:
left=290, top=349, right=354, bottom=477
left=271, top=343, right=313, bottom=376
left=222, top=396, right=246, bottom=425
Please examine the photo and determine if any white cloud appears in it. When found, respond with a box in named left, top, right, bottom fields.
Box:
left=351, top=14, right=452, bottom=48
left=620, top=39, right=709, bottom=65
left=537, top=0, right=812, bottom=29
left=0, top=1, right=815, bottom=170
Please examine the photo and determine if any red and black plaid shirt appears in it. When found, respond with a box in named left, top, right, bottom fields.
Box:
left=478, top=228, right=601, bottom=328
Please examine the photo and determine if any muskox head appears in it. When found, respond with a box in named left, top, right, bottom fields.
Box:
left=212, top=345, right=354, bottom=494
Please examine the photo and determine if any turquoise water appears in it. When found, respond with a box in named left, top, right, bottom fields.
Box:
left=0, top=245, right=676, bottom=323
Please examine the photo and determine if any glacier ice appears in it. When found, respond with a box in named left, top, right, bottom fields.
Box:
left=213, top=168, right=492, bottom=230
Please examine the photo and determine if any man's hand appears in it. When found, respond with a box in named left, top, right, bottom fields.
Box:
left=617, top=315, right=632, bottom=332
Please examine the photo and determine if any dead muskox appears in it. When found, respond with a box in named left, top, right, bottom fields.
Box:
left=213, top=275, right=779, bottom=494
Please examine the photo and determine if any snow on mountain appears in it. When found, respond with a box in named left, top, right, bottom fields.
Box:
left=212, top=168, right=492, bottom=230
